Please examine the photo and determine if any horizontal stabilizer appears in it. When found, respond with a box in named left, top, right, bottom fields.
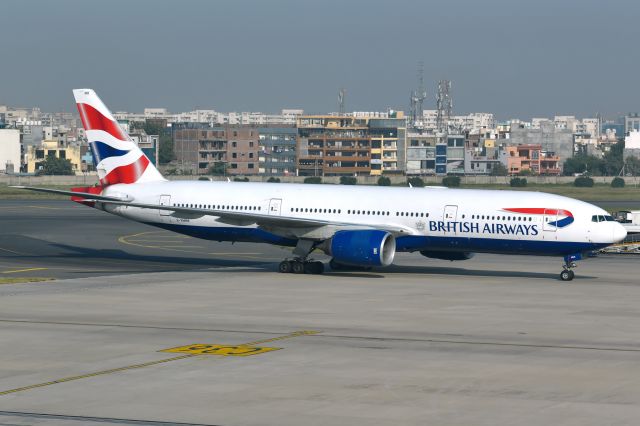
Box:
left=9, top=186, right=131, bottom=202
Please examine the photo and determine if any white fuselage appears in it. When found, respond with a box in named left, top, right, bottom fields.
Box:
left=93, top=181, right=626, bottom=258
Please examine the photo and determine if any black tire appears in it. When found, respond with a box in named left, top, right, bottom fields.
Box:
left=278, top=261, right=292, bottom=273
left=560, top=270, right=573, bottom=281
left=568, top=270, right=575, bottom=280
left=292, top=261, right=305, bottom=274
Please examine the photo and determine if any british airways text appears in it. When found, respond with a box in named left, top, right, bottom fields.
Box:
left=429, top=221, right=539, bottom=236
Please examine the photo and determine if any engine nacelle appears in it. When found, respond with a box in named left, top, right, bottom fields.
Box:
left=420, top=250, right=475, bottom=261
left=328, top=230, right=396, bottom=267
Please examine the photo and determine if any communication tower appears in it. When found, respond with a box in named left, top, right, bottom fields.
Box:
left=338, top=88, right=346, bottom=115
left=436, top=80, right=452, bottom=133
left=410, top=61, right=427, bottom=131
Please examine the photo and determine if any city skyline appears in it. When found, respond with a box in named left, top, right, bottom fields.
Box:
left=1, top=0, right=638, bottom=120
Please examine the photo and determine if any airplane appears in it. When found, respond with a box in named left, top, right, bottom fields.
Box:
left=13, top=89, right=627, bottom=281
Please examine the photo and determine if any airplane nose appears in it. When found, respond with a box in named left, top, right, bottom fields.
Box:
left=613, top=223, right=627, bottom=243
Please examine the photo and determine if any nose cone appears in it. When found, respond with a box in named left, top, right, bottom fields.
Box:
left=613, top=223, right=627, bottom=243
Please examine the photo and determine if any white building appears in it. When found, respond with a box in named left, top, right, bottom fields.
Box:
left=0, top=129, right=21, bottom=174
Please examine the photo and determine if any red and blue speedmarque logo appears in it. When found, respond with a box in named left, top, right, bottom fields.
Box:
left=503, top=208, right=574, bottom=228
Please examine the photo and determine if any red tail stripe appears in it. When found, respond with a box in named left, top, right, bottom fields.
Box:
left=503, top=207, right=573, bottom=217
left=100, top=155, right=149, bottom=186
left=76, top=102, right=128, bottom=141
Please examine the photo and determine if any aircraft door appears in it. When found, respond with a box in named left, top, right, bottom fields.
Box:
left=268, top=198, right=282, bottom=216
left=443, top=205, right=458, bottom=235
left=159, top=194, right=172, bottom=216
left=444, top=205, right=458, bottom=221
left=543, top=209, right=557, bottom=232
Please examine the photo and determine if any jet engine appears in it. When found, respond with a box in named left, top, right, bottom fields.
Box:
left=326, top=230, right=396, bottom=267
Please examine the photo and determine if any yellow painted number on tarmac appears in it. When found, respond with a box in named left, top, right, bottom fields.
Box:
left=161, top=344, right=280, bottom=356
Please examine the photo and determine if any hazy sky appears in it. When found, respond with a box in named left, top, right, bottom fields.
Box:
left=1, top=0, right=638, bottom=119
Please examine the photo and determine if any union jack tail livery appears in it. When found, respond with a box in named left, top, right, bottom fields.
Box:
left=73, top=89, right=165, bottom=186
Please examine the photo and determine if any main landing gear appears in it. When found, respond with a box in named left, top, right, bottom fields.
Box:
left=559, top=253, right=581, bottom=281
left=278, top=239, right=324, bottom=275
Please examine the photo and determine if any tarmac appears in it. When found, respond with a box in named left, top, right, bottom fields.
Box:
left=1, top=200, right=640, bottom=425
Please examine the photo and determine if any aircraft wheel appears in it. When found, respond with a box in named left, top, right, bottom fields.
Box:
left=278, top=261, right=292, bottom=273
left=329, top=259, right=342, bottom=270
left=560, top=270, right=574, bottom=281
left=292, top=261, right=305, bottom=274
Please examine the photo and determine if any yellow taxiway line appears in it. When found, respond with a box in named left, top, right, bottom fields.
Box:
left=0, top=330, right=320, bottom=397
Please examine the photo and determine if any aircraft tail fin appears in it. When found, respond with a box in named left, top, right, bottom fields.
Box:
left=73, top=88, right=165, bottom=186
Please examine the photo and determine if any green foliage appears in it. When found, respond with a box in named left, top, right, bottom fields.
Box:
left=574, top=176, right=594, bottom=187
left=490, top=163, right=508, bottom=176
left=611, top=177, right=625, bottom=188
left=233, top=177, right=249, bottom=182
left=208, top=162, right=227, bottom=176
left=518, top=169, right=533, bottom=176
left=625, top=156, right=640, bottom=175
left=158, top=134, right=174, bottom=164
left=377, top=176, right=391, bottom=186
left=563, top=141, right=625, bottom=176
left=407, top=177, right=424, bottom=187
left=267, top=177, right=281, bottom=183
left=339, top=176, right=357, bottom=185
left=304, top=176, right=322, bottom=184
left=442, top=176, right=460, bottom=187
left=40, top=156, right=74, bottom=175
left=510, top=177, right=528, bottom=187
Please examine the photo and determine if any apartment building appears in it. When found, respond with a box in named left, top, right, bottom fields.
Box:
left=296, top=114, right=405, bottom=176
left=500, top=144, right=561, bottom=176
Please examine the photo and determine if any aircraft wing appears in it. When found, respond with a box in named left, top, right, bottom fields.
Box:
left=88, top=199, right=417, bottom=237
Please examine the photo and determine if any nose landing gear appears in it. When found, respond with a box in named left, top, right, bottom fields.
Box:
left=560, top=253, right=581, bottom=281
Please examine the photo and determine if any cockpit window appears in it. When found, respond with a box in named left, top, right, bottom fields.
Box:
left=592, top=215, right=615, bottom=222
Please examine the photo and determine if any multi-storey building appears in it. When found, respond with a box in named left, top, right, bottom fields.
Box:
left=258, top=127, right=297, bottom=176
left=174, top=125, right=296, bottom=176
left=0, top=128, right=20, bottom=174
left=500, top=144, right=561, bottom=176
left=25, top=139, right=86, bottom=175
left=296, top=114, right=406, bottom=176
left=406, top=133, right=437, bottom=175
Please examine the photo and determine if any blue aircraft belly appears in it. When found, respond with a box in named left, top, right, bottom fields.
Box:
left=143, top=223, right=606, bottom=257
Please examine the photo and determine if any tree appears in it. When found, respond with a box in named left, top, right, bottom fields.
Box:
left=340, top=176, right=357, bottom=185
left=490, top=163, right=508, bottom=176
left=574, top=176, right=594, bottom=187
left=158, top=135, right=174, bottom=164
left=41, top=156, right=74, bottom=175
left=267, top=177, right=281, bottom=183
left=407, top=177, right=424, bottom=187
left=625, top=156, right=640, bottom=176
left=377, top=176, right=391, bottom=186
left=510, top=177, right=527, bottom=187
left=442, top=176, right=461, bottom=187
left=208, top=162, right=227, bottom=176
left=304, top=177, right=322, bottom=184
left=563, top=155, right=604, bottom=176
left=611, top=177, right=625, bottom=188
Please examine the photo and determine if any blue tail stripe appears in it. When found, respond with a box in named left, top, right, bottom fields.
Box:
left=90, top=141, right=130, bottom=165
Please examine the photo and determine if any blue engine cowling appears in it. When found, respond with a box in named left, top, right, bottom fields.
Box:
left=420, top=250, right=475, bottom=261
left=329, top=230, right=396, bottom=267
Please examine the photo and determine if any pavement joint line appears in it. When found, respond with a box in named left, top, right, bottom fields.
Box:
left=0, top=247, right=27, bottom=256
left=0, top=411, right=221, bottom=426
left=0, top=330, right=320, bottom=397
left=0, top=319, right=636, bottom=352
left=2, top=267, right=48, bottom=274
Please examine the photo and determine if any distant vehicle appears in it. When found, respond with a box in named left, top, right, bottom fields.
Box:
left=614, top=210, right=640, bottom=235
left=13, top=89, right=627, bottom=281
